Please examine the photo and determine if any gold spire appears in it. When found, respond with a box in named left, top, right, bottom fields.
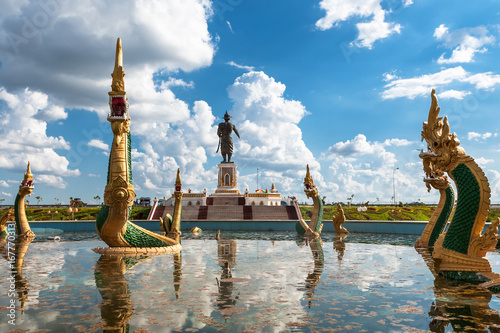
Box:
left=304, top=164, right=315, bottom=187
left=21, top=161, right=34, bottom=188
left=271, top=183, right=276, bottom=190
left=109, top=38, right=126, bottom=96
left=175, top=168, right=182, bottom=188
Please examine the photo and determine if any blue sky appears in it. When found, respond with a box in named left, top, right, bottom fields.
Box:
left=0, top=0, right=499, bottom=206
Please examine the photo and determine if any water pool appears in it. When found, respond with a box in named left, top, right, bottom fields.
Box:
left=2, top=231, right=500, bottom=332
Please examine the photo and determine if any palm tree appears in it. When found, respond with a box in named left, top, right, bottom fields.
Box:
left=35, top=196, right=43, bottom=205
left=94, top=195, right=101, bottom=205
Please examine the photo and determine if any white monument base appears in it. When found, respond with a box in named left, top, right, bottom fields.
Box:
left=212, top=162, right=242, bottom=196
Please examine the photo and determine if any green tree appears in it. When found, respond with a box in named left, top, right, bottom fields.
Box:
left=35, top=196, right=43, bottom=205
left=94, top=195, right=101, bottom=205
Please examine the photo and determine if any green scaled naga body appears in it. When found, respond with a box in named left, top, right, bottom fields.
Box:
left=296, top=165, right=323, bottom=239
left=414, top=169, right=454, bottom=249
left=419, top=89, right=500, bottom=291
left=94, top=38, right=181, bottom=254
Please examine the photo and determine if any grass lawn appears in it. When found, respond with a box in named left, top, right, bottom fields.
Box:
left=0, top=206, right=152, bottom=221
left=300, top=205, right=500, bottom=222
left=2, top=205, right=500, bottom=222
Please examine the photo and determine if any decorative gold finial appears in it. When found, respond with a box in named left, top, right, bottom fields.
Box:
left=304, top=164, right=315, bottom=187
left=174, top=168, right=182, bottom=193
left=21, top=161, right=34, bottom=188
left=109, top=38, right=126, bottom=96
left=175, top=168, right=181, bottom=186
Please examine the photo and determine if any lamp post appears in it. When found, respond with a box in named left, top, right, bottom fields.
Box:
left=257, top=168, right=259, bottom=191
left=393, top=167, right=399, bottom=206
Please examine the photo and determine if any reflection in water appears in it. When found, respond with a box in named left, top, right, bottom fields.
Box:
left=333, top=234, right=348, bottom=264
left=94, top=251, right=181, bottom=332
left=297, top=238, right=324, bottom=308
left=416, top=248, right=500, bottom=332
left=216, top=238, right=239, bottom=310
left=1, top=238, right=34, bottom=314
left=94, top=255, right=135, bottom=333
left=173, top=251, right=182, bottom=300
left=7, top=233, right=500, bottom=332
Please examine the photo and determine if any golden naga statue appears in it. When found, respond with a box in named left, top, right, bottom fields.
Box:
left=419, top=89, right=500, bottom=291
left=0, top=208, right=15, bottom=239
left=93, top=39, right=181, bottom=254
left=295, top=165, right=323, bottom=239
left=14, top=162, right=35, bottom=239
left=159, top=168, right=183, bottom=237
left=332, top=202, right=349, bottom=234
left=414, top=168, right=454, bottom=248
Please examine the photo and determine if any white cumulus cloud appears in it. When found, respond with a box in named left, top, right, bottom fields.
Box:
left=323, top=135, right=436, bottom=204
left=468, top=132, right=493, bottom=141
left=382, top=66, right=500, bottom=100
left=88, top=139, right=109, bottom=151
left=434, top=24, right=494, bottom=64
left=0, top=87, right=79, bottom=185
left=227, top=61, right=255, bottom=71
left=476, top=157, right=494, bottom=167
left=315, top=0, right=403, bottom=49
left=227, top=71, right=321, bottom=195
left=130, top=100, right=219, bottom=195
left=0, top=0, right=215, bottom=112
left=36, top=174, right=67, bottom=189
left=0, top=0, right=217, bottom=193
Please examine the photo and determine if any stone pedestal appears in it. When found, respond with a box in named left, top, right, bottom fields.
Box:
left=212, top=163, right=242, bottom=196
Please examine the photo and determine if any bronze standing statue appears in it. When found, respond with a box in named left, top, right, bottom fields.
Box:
left=217, top=111, right=240, bottom=163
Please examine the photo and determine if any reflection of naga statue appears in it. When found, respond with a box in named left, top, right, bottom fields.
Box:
left=332, top=202, right=349, bottom=234
left=15, top=162, right=35, bottom=239
left=429, top=276, right=500, bottom=332
left=296, top=165, right=323, bottom=239
left=419, top=89, right=500, bottom=291
left=94, top=255, right=133, bottom=332
left=298, top=238, right=324, bottom=308
left=415, top=167, right=454, bottom=249
left=215, top=237, right=239, bottom=310
left=0, top=238, right=34, bottom=314
left=333, top=234, right=348, bottom=263
left=94, top=251, right=182, bottom=331
left=94, top=39, right=181, bottom=254
left=416, top=248, right=500, bottom=332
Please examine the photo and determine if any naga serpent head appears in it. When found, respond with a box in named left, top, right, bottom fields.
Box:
left=303, top=164, right=318, bottom=199
left=19, top=162, right=34, bottom=197
left=422, top=167, right=450, bottom=192
left=420, top=89, right=465, bottom=177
